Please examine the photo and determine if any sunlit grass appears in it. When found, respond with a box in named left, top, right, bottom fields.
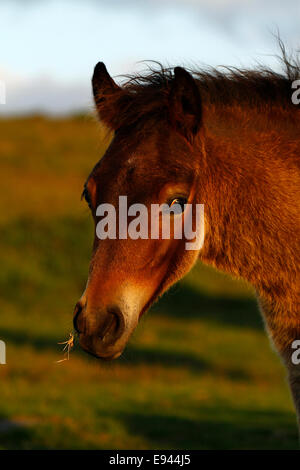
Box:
left=0, top=116, right=297, bottom=449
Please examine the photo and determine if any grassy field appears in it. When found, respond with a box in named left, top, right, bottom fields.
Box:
left=0, top=115, right=298, bottom=449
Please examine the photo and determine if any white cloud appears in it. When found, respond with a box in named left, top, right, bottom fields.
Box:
left=0, top=72, right=92, bottom=115
left=1, top=0, right=300, bottom=114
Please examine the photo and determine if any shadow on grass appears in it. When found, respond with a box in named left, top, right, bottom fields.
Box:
left=0, top=281, right=261, bottom=384
left=121, top=345, right=207, bottom=370
left=0, top=407, right=298, bottom=449
left=2, top=313, right=256, bottom=381
left=121, top=345, right=250, bottom=381
left=0, top=413, right=33, bottom=450
left=1, top=284, right=261, bottom=355
left=0, top=427, right=33, bottom=450
left=151, top=283, right=262, bottom=330
left=119, top=408, right=299, bottom=450
left=1, top=284, right=261, bottom=379
left=0, top=328, right=62, bottom=352
left=0, top=327, right=250, bottom=379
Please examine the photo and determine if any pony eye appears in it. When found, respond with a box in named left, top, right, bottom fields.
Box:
left=169, top=197, right=188, bottom=213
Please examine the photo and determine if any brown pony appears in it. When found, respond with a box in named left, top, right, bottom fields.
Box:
left=73, top=57, right=300, bottom=428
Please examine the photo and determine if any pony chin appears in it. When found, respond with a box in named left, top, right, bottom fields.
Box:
left=78, top=334, right=124, bottom=360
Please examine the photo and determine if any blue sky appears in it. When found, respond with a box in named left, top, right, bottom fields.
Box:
left=1, top=0, right=300, bottom=114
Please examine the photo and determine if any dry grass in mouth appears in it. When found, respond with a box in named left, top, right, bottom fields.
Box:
left=56, top=332, right=75, bottom=363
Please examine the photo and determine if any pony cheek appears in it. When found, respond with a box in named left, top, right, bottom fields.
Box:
left=151, top=239, right=201, bottom=304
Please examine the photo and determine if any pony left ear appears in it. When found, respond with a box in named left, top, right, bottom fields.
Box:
left=169, top=67, right=202, bottom=142
left=92, top=62, right=122, bottom=129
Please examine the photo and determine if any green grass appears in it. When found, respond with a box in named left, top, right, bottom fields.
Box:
left=0, top=116, right=298, bottom=449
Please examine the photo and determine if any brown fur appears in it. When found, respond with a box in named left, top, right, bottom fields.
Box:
left=75, top=53, right=300, bottom=429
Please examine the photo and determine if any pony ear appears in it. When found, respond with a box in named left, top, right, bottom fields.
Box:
left=92, top=62, right=121, bottom=129
left=169, top=67, right=202, bottom=142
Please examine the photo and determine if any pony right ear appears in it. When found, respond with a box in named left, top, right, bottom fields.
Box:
left=169, top=67, right=202, bottom=143
left=92, top=62, right=122, bottom=129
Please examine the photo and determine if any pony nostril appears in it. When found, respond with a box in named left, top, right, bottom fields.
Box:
left=73, top=302, right=83, bottom=333
left=99, top=306, right=125, bottom=344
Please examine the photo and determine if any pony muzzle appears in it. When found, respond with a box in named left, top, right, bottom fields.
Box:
left=73, top=302, right=137, bottom=360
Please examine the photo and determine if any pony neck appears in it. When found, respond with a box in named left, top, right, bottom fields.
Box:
left=198, top=108, right=299, bottom=302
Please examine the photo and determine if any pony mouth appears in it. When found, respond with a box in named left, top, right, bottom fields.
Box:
left=78, top=334, right=125, bottom=360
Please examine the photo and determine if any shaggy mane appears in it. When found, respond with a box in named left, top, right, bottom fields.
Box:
left=99, top=40, right=300, bottom=131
